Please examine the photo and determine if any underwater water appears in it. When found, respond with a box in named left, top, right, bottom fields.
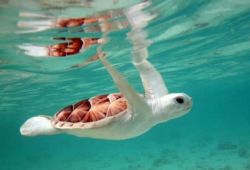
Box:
left=1, top=0, right=250, bottom=169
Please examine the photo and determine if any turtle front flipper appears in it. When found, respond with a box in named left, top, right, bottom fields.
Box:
left=124, top=3, right=169, bottom=100
left=100, top=57, right=152, bottom=117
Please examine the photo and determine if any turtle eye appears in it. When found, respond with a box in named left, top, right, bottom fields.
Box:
left=175, top=97, right=184, bottom=104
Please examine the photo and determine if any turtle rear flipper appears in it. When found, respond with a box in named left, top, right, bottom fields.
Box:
left=20, top=115, right=60, bottom=136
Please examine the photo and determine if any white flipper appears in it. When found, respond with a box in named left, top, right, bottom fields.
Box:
left=134, top=58, right=169, bottom=99
left=20, top=116, right=60, bottom=136
left=100, top=56, right=152, bottom=116
left=18, top=44, right=48, bottom=57
left=125, top=4, right=168, bottom=100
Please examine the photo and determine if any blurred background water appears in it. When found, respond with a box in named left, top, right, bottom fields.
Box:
left=0, top=0, right=250, bottom=169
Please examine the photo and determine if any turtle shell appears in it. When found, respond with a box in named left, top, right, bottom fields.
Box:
left=52, top=93, right=128, bottom=129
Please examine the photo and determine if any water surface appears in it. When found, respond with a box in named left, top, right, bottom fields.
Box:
left=1, top=0, right=250, bottom=170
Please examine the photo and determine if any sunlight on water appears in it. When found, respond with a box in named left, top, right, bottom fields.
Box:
left=0, top=0, right=250, bottom=170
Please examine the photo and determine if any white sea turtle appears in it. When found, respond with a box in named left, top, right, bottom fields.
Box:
left=20, top=3, right=192, bottom=140
left=20, top=48, right=192, bottom=140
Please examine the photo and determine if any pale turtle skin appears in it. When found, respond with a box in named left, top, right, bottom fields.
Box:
left=20, top=2, right=192, bottom=140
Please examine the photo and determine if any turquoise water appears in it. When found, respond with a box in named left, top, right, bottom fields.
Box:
left=1, top=0, right=250, bottom=169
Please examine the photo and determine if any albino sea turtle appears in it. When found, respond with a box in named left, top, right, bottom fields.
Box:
left=20, top=3, right=192, bottom=140
left=20, top=50, right=192, bottom=140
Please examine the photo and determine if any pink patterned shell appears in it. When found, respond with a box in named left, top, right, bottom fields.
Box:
left=52, top=93, right=128, bottom=129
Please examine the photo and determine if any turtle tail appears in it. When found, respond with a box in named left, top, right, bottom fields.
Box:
left=20, top=115, right=60, bottom=136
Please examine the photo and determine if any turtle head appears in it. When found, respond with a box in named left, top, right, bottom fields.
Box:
left=155, top=93, right=192, bottom=122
